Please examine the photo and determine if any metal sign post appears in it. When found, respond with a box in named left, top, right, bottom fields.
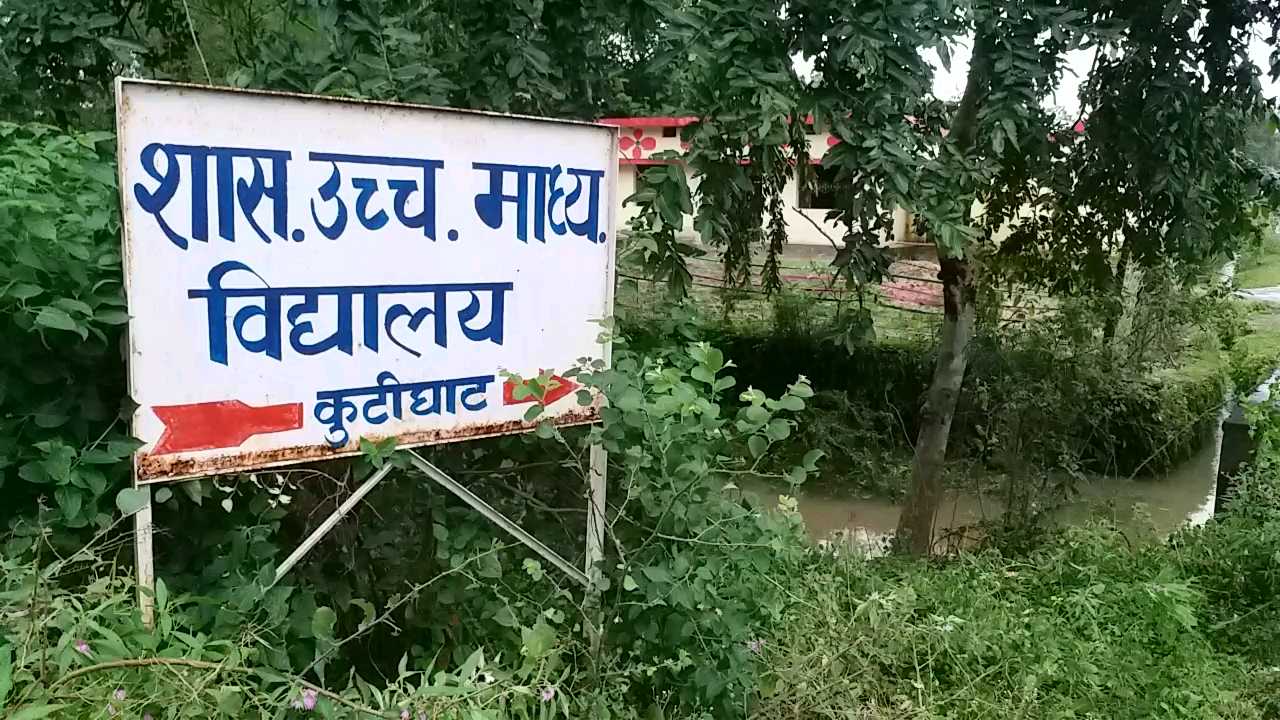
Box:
left=113, top=79, right=619, bottom=629
left=584, top=443, right=608, bottom=653
left=133, top=481, right=155, bottom=628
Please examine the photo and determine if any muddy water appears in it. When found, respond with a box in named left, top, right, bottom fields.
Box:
left=743, top=438, right=1221, bottom=550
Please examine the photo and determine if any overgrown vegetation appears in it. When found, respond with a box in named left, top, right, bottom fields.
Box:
left=6, top=1, right=1280, bottom=718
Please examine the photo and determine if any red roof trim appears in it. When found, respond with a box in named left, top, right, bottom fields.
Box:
left=620, top=157, right=678, bottom=166
left=621, top=155, right=829, bottom=167
left=599, top=116, right=698, bottom=128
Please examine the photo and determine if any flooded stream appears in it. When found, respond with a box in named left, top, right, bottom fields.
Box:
left=744, top=435, right=1221, bottom=551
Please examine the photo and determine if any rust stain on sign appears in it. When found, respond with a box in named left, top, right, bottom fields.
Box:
left=135, top=407, right=600, bottom=483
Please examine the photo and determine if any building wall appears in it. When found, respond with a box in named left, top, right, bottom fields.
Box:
left=606, top=119, right=912, bottom=248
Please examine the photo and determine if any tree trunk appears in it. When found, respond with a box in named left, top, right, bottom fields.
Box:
left=893, top=31, right=992, bottom=555
left=1102, top=247, right=1131, bottom=343
left=896, top=257, right=976, bottom=554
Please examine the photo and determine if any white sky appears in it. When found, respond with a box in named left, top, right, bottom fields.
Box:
left=925, top=29, right=1280, bottom=117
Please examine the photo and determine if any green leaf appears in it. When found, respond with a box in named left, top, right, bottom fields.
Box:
left=778, top=395, right=805, bottom=412
left=33, top=306, right=77, bottom=333
left=215, top=687, right=243, bottom=715
left=748, top=435, right=768, bottom=459
left=114, top=486, right=150, bottom=517
left=788, top=381, right=814, bottom=398
left=1001, top=118, right=1018, bottom=147
left=94, top=309, right=130, bottom=325
left=640, top=565, right=671, bottom=584
left=492, top=606, right=518, bottom=628
left=52, top=298, right=92, bottom=316
left=312, top=68, right=349, bottom=94
left=786, top=467, right=808, bottom=485
left=312, top=606, right=337, bottom=642
left=509, top=381, right=534, bottom=401
left=0, top=644, right=12, bottom=705
left=32, top=406, right=68, bottom=429
left=615, top=387, right=644, bottom=412
left=7, top=283, right=42, bottom=300
left=802, top=449, right=825, bottom=471
left=55, top=486, right=82, bottom=519
left=154, top=487, right=173, bottom=503
left=458, top=647, right=485, bottom=680
left=523, top=404, right=542, bottom=422
left=520, top=621, right=556, bottom=660
left=766, top=418, right=791, bottom=441
left=99, top=36, right=147, bottom=53
left=8, top=705, right=68, bottom=720
left=79, top=448, right=120, bottom=464
left=26, top=218, right=56, bottom=240
left=351, top=599, right=376, bottom=630
left=623, top=574, right=638, bottom=591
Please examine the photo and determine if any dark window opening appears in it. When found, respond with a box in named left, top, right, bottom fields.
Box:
left=799, top=164, right=840, bottom=209
left=662, top=126, right=678, bottom=138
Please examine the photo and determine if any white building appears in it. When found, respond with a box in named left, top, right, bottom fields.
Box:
left=600, top=115, right=914, bottom=248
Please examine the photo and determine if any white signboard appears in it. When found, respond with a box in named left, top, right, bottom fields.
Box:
left=116, top=80, right=616, bottom=484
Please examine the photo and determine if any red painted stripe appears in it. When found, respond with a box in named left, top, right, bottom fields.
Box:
left=151, top=400, right=303, bottom=455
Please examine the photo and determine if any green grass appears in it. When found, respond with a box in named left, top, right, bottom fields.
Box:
left=1241, top=300, right=1280, bottom=357
left=1236, top=263, right=1280, bottom=289
left=1235, top=229, right=1280, bottom=288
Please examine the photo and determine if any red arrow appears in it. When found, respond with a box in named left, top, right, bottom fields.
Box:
left=151, top=400, right=303, bottom=455
left=503, top=375, right=579, bottom=407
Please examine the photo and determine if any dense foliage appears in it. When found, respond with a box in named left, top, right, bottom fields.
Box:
left=0, top=0, right=693, bottom=125
left=5, top=1, right=1280, bottom=718
left=0, top=124, right=135, bottom=535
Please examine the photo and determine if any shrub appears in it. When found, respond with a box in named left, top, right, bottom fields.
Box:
left=0, top=123, right=134, bottom=537
left=1170, top=402, right=1280, bottom=668
left=0, top=525, right=619, bottom=720
left=756, top=528, right=1264, bottom=719
left=576, top=313, right=819, bottom=715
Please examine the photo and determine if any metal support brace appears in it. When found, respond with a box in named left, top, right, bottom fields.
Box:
left=407, top=451, right=589, bottom=588
left=584, top=444, right=608, bottom=654
left=273, top=462, right=397, bottom=584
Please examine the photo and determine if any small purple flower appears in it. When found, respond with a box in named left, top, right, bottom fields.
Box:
left=540, top=686, right=556, bottom=702
left=106, top=704, right=117, bottom=717
left=746, top=638, right=765, bottom=654
left=74, top=639, right=91, bottom=657
left=291, top=699, right=304, bottom=710
left=113, top=688, right=126, bottom=702
left=400, top=710, right=411, bottom=720
left=301, top=688, right=318, bottom=711
left=144, top=714, right=154, bottom=720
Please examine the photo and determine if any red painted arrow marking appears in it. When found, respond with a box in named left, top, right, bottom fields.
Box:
left=502, top=375, right=579, bottom=407
left=151, top=400, right=303, bottom=455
